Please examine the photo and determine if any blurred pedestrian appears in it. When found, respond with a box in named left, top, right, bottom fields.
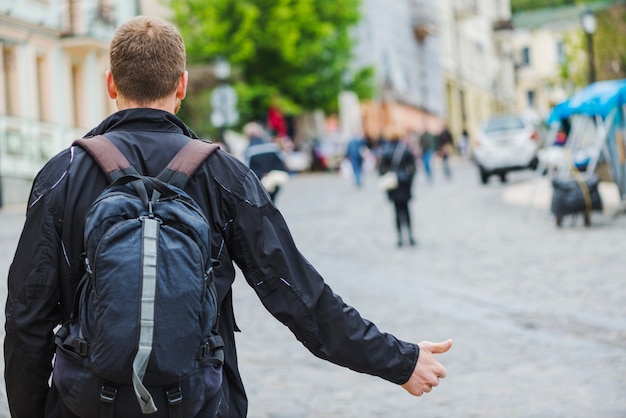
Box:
left=458, top=128, right=469, bottom=157
left=243, top=121, right=289, bottom=203
left=345, top=136, right=367, bottom=187
left=379, top=132, right=417, bottom=247
left=4, top=16, right=451, bottom=418
left=437, top=124, right=453, bottom=179
left=419, top=130, right=436, bottom=183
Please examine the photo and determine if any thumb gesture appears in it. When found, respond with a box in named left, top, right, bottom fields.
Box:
left=401, top=339, right=452, bottom=396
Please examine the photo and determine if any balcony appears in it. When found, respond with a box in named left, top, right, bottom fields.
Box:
left=410, top=0, right=437, bottom=42
left=454, top=0, right=478, bottom=19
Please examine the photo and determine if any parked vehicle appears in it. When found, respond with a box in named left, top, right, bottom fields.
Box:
left=473, top=114, right=542, bottom=184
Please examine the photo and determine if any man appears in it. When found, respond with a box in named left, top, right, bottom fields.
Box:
left=419, top=129, right=437, bottom=182
left=242, top=121, right=288, bottom=203
left=4, top=16, right=451, bottom=418
left=437, top=124, right=454, bottom=179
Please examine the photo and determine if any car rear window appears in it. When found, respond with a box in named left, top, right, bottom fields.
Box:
left=484, top=117, right=525, bottom=133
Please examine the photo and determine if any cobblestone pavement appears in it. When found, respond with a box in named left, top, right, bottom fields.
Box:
left=0, top=157, right=625, bottom=417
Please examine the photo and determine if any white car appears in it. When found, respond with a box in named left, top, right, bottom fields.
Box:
left=473, top=115, right=542, bottom=184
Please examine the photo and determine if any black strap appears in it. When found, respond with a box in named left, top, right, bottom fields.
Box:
left=165, top=385, right=183, bottom=418
left=197, top=332, right=225, bottom=366
left=100, top=383, right=117, bottom=418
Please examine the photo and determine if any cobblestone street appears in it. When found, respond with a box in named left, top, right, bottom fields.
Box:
left=0, top=157, right=625, bottom=417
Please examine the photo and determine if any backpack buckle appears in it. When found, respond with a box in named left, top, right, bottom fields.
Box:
left=166, top=385, right=182, bottom=405
left=100, top=384, right=118, bottom=403
left=73, top=338, right=89, bottom=356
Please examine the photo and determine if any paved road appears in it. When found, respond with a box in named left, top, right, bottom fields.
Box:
left=0, top=157, right=625, bottom=417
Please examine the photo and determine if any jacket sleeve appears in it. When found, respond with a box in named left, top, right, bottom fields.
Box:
left=4, top=160, right=66, bottom=418
left=227, top=171, right=418, bottom=385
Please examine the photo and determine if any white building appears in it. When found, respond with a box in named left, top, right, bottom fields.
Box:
left=511, top=4, right=608, bottom=121
left=0, top=0, right=166, bottom=205
left=351, top=0, right=516, bottom=145
left=437, top=0, right=516, bottom=145
left=351, top=0, right=445, bottom=139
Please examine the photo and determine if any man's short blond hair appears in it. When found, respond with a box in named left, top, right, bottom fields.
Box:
left=109, top=16, right=186, bottom=105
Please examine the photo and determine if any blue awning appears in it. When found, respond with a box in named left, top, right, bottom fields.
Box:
left=547, top=79, right=626, bottom=124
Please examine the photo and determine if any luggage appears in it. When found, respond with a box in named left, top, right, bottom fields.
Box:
left=551, top=175, right=602, bottom=227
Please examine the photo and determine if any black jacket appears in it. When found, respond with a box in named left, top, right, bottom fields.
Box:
left=4, top=109, right=418, bottom=418
left=379, top=141, right=417, bottom=203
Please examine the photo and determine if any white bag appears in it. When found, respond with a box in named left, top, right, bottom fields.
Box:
left=378, top=171, right=398, bottom=191
left=378, top=143, right=405, bottom=191
left=261, top=170, right=290, bottom=193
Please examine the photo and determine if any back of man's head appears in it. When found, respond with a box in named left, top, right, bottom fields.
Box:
left=109, top=16, right=186, bottom=105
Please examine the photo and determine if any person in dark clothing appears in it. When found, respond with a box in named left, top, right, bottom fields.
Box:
left=242, top=121, right=288, bottom=202
left=379, top=133, right=418, bottom=247
left=437, top=125, right=454, bottom=179
left=4, top=16, right=451, bottom=418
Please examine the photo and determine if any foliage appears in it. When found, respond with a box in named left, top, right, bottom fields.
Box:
left=511, top=0, right=584, bottom=13
left=559, top=31, right=587, bottom=87
left=594, top=5, right=626, bottom=81
left=168, top=0, right=374, bottom=136
left=555, top=4, right=626, bottom=86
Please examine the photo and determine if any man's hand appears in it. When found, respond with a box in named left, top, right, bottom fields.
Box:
left=401, top=339, right=452, bottom=396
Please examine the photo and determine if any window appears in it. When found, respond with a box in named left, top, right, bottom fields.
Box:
left=527, top=90, right=535, bottom=108
left=36, top=55, right=52, bottom=122
left=520, top=46, right=530, bottom=67
left=556, top=41, right=566, bottom=65
left=2, top=46, right=19, bottom=116
left=71, top=63, right=85, bottom=128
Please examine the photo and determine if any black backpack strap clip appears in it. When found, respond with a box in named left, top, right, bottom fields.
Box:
left=165, top=385, right=183, bottom=418
left=198, top=332, right=225, bottom=366
left=99, top=383, right=118, bottom=418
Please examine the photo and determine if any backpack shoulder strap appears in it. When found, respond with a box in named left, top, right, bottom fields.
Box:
left=73, top=135, right=138, bottom=183
left=158, top=140, right=219, bottom=189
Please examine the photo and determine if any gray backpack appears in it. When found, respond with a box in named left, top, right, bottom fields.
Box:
left=54, top=136, right=223, bottom=418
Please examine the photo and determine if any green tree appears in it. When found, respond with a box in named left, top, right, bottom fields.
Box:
left=511, top=0, right=582, bottom=13
left=594, top=5, right=626, bottom=81
left=168, top=0, right=374, bottom=137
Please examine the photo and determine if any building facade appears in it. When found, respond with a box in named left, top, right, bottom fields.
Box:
left=351, top=0, right=445, bottom=140
left=511, top=4, right=611, bottom=121
left=351, top=0, right=516, bottom=146
left=0, top=0, right=149, bottom=205
left=437, top=0, right=516, bottom=146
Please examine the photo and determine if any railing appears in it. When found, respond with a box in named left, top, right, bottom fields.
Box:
left=0, top=115, right=83, bottom=179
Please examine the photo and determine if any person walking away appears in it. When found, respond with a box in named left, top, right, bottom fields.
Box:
left=4, top=16, right=452, bottom=418
left=437, top=125, right=454, bottom=179
left=243, top=121, right=289, bottom=203
left=379, top=132, right=418, bottom=247
left=345, top=136, right=366, bottom=187
left=419, top=130, right=436, bottom=183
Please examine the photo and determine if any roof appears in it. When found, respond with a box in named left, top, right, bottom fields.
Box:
left=513, top=2, right=614, bottom=31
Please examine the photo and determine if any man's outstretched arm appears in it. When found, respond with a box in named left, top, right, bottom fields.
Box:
left=401, top=339, right=453, bottom=396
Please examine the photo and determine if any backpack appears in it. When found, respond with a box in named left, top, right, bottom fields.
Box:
left=53, top=135, right=223, bottom=418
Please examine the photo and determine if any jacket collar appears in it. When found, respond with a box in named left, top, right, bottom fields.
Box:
left=84, top=108, right=199, bottom=139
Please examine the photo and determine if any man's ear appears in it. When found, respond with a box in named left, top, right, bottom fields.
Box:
left=176, top=71, right=188, bottom=100
left=105, top=70, right=117, bottom=99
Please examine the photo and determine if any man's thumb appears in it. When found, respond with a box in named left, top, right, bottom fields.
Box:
left=422, top=339, right=453, bottom=354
